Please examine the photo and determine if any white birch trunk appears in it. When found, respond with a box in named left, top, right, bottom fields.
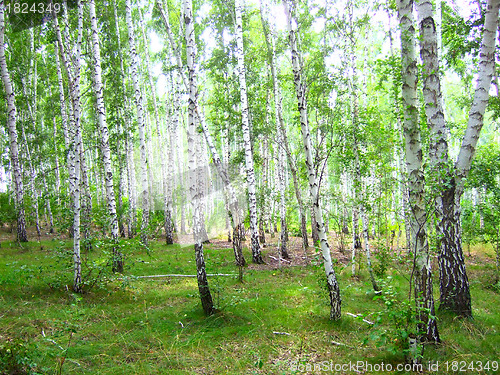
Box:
left=146, top=114, right=155, bottom=211
left=183, top=0, right=215, bottom=315
left=89, top=0, right=122, bottom=271
left=157, top=0, right=246, bottom=265
left=112, top=0, right=135, bottom=238
left=54, top=0, right=84, bottom=292
left=284, top=0, right=341, bottom=319
left=261, top=2, right=293, bottom=256
left=398, top=0, right=440, bottom=341
left=164, top=76, right=178, bottom=244
left=0, top=4, right=27, bottom=242
left=234, top=0, right=263, bottom=263
left=125, top=0, right=149, bottom=246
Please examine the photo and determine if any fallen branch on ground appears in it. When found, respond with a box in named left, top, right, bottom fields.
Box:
left=346, top=312, right=374, bottom=325
left=269, top=255, right=291, bottom=263
left=331, top=340, right=353, bottom=348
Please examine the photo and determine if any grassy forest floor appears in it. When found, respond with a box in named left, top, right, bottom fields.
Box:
left=0, top=227, right=499, bottom=374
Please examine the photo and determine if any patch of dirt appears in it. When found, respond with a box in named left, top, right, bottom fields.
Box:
left=202, top=233, right=351, bottom=271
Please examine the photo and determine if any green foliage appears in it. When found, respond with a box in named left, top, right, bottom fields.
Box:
left=368, top=277, right=423, bottom=362
left=463, top=144, right=500, bottom=256
left=0, top=338, right=47, bottom=375
left=373, top=242, right=391, bottom=279
left=0, top=192, right=16, bottom=227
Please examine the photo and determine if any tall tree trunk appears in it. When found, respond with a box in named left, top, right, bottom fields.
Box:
left=112, top=0, right=134, bottom=238
left=139, top=8, right=164, bottom=217
left=277, top=130, right=288, bottom=259
left=164, top=75, right=179, bottom=245
left=441, top=0, right=499, bottom=316
left=417, top=0, right=499, bottom=317
left=157, top=0, right=245, bottom=265
left=54, top=0, right=84, bottom=292
left=234, top=0, right=263, bottom=263
left=89, top=0, right=122, bottom=272
left=116, top=124, right=126, bottom=238
left=125, top=0, right=149, bottom=247
left=41, top=170, right=54, bottom=234
left=360, top=203, right=379, bottom=291
left=21, top=34, right=42, bottom=238
left=195, top=128, right=210, bottom=243
left=398, top=0, right=440, bottom=342
left=183, top=0, right=215, bottom=315
left=0, top=4, right=28, bottom=242
left=20, top=119, right=41, bottom=238
left=311, top=205, right=320, bottom=245
left=351, top=206, right=361, bottom=276
left=284, top=0, right=341, bottom=319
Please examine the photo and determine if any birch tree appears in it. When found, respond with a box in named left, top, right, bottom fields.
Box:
left=125, top=0, right=150, bottom=247
left=260, top=0, right=299, bottom=257
left=0, top=2, right=28, bottom=243
left=417, top=0, right=500, bottom=317
left=234, top=0, right=263, bottom=263
left=53, top=0, right=85, bottom=292
left=397, top=0, right=439, bottom=342
left=183, top=0, right=215, bottom=315
left=283, top=0, right=341, bottom=319
left=89, top=0, right=122, bottom=271
left=156, top=0, right=246, bottom=266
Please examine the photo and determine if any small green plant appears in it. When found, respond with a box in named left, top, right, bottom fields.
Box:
left=367, top=277, right=424, bottom=362
left=0, top=338, right=47, bottom=374
left=373, top=242, right=391, bottom=279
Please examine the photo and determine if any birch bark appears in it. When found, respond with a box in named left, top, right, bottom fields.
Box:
left=157, top=0, right=246, bottom=265
left=416, top=0, right=499, bottom=317
left=53, top=0, right=84, bottom=292
left=398, top=0, right=440, bottom=341
left=0, top=3, right=28, bottom=242
left=183, top=0, right=215, bottom=315
left=261, top=1, right=307, bottom=254
left=112, top=0, right=136, bottom=238
left=89, top=0, right=122, bottom=271
left=234, top=0, right=263, bottom=263
left=125, top=0, right=150, bottom=247
left=284, top=0, right=341, bottom=319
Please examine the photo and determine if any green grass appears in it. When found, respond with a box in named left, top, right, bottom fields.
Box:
left=0, top=237, right=499, bottom=374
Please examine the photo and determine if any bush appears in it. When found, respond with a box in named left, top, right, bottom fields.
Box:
left=0, top=192, right=16, bottom=228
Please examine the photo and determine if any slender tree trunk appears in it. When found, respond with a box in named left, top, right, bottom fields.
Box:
left=126, top=129, right=137, bottom=238
left=440, top=0, right=499, bottom=316
left=234, top=0, right=263, bottom=263
left=54, top=0, right=84, bottom=292
left=116, top=124, right=126, bottom=238
left=284, top=0, right=341, bottom=319
left=311, top=205, right=320, bottom=245
left=157, top=0, right=245, bottom=265
left=195, top=129, right=210, bottom=243
left=277, top=131, right=288, bottom=259
left=164, top=76, right=179, bottom=245
left=41, top=165, right=54, bottom=234
left=112, top=0, right=134, bottom=238
left=398, top=0, right=440, bottom=342
left=125, top=0, right=149, bottom=247
left=183, top=0, right=215, bottom=315
left=417, top=0, right=499, bottom=317
left=361, top=203, right=379, bottom=291
left=89, top=0, right=122, bottom=271
left=21, top=125, right=41, bottom=237
left=351, top=207, right=360, bottom=276
left=0, top=4, right=28, bottom=242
